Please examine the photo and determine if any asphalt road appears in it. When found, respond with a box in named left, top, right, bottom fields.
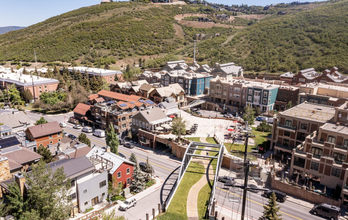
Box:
left=25, top=111, right=325, bottom=220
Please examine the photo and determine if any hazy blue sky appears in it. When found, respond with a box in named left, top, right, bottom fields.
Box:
left=0, top=0, right=319, bottom=27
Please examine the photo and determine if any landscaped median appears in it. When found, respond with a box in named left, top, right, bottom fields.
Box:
left=157, top=161, right=205, bottom=220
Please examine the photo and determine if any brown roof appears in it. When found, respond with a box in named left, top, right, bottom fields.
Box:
left=26, top=121, right=62, bottom=139
left=1, top=147, right=42, bottom=171
left=139, top=84, right=153, bottom=92
left=56, top=143, right=91, bottom=160
left=73, top=103, right=91, bottom=116
left=97, top=90, right=142, bottom=102
left=88, top=94, right=98, bottom=101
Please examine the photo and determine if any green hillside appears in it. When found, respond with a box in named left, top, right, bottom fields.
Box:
left=225, top=0, right=348, bottom=74
left=0, top=0, right=348, bottom=73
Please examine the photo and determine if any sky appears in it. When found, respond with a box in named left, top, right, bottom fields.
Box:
left=0, top=0, right=319, bottom=27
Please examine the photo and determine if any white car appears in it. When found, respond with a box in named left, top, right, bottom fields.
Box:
left=119, top=198, right=136, bottom=211
left=73, top=124, right=82, bottom=129
left=82, top=126, right=93, bottom=133
left=59, top=122, right=67, bottom=128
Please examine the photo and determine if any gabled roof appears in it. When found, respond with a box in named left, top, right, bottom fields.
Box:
left=48, top=156, right=94, bottom=179
left=86, top=146, right=134, bottom=174
left=94, top=97, right=105, bottom=103
left=139, top=83, right=153, bottom=92
left=155, top=83, right=184, bottom=97
left=57, top=143, right=91, bottom=160
left=97, top=90, right=142, bottom=102
left=88, top=94, right=98, bottom=101
left=1, top=146, right=42, bottom=171
left=134, top=107, right=170, bottom=124
left=73, top=103, right=91, bottom=116
left=26, top=121, right=62, bottom=139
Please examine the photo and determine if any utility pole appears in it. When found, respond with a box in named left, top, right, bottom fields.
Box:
left=193, top=40, right=196, bottom=63
left=31, top=76, right=36, bottom=102
left=241, top=131, right=250, bottom=220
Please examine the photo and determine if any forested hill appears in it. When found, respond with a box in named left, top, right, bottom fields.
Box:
left=225, top=0, right=348, bottom=74
left=0, top=0, right=348, bottom=73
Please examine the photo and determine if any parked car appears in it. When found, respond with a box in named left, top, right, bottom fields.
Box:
left=139, top=162, right=154, bottom=173
left=73, top=124, right=82, bottom=129
left=63, top=131, right=68, bottom=136
left=310, top=203, right=340, bottom=220
left=218, top=176, right=235, bottom=184
left=262, top=190, right=287, bottom=202
left=256, top=116, right=267, bottom=121
left=119, top=139, right=124, bottom=145
left=124, top=142, right=134, bottom=149
left=246, top=184, right=260, bottom=193
left=119, top=198, right=137, bottom=211
left=59, top=122, right=67, bottom=128
left=195, top=111, right=202, bottom=116
left=82, top=126, right=93, bottom=133
left=226, top=114, right=233, bottom=118
left=68, top=134, right=77, bottom=140
left=93, top=129, right=105, bottom=138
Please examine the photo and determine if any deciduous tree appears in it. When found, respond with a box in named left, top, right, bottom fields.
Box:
left=171, top=117, right=186, bottom=140
left=78, top=133, right=91, bottom=147
left=35, top=117, right=48, bottom=125
left=243, top=105, right=255, bottom=126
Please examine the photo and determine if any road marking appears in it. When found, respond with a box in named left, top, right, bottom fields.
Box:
left=217, top=187, right=303, bottom=220
left=66, top=128, right=176, bottom=172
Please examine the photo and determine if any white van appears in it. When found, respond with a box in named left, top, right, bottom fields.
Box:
left=267, top=118, right=274, bottom=124
left=93, top=129, right=105, bottom=138
left=82, top=126, right=93, bottom=133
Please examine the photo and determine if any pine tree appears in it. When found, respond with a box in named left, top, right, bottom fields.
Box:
left=259, top=192, right=282, bottom=220
left=106, top=123, right=119, bottom=155
left=129, top=153, right=137, bottom=164
left=7, top=183, right=24, bottom=219
left=130, top=164, right=145, bottom=193
left=145, top=156, right=153, bottom=174
left=37, top=145, right=53, bottom=163
left=0, top=198, right=8, bottom=217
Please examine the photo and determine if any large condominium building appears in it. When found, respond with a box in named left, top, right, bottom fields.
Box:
left=273, top=102, right=348, bottom=205
left=211, top=62, right=243, bottom=79
left=208, top=77, right=279, bottom=113
left=64, top=67, right=122, bottom=84
left=298, top=83, right=348, bottom=107
left=0, top=66, right=59, bottom=100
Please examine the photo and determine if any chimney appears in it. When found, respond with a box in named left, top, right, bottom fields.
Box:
left=14, top=172, right=26, bottom=196
left=105, top=146, right=111, bottom=153
left=0, top=156, right=11, bottom=182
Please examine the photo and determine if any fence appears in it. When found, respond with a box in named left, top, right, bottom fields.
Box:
left=75, top=202, right=117, bottom=220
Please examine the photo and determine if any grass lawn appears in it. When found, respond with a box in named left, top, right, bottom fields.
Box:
left=185, top=137, right=203, bottom=154
left=161, top=161, right=205, bottom=220
left=197, top=181, right=213, bottom=220
left=224, top=128, right=270, bottom=160
left=206, top=137, right=217, bottom=144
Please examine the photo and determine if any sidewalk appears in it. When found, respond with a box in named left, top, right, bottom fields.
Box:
left=70, top=176, right=164, bottom=219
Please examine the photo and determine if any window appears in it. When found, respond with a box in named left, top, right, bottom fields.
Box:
left=49, top=141, right=53, bottom=144
left=127, top=178, right=131, bottom=185
left=49, top=134, right=52, bottom=138
left=57, top=132, right=61, bottom=137
left=285, top=120, right=292, bottom=127
left=248, top=89, right=252, bottom=95
left=247, top=96, right=252, bottom=102
left=284, top=131, right=290, bottom=137
left=300, top=123, right=307, bottom=130
left=99, top=180, right=106, bottom=188
left=343, top=140, right=348, bottom=147
left=117, top=171, right=121, bottom=178
left=126, top=168, right=130, bottom=175
left=283, top=139, right=289, bottom=147
left=299, top=78, right=305, bottom=82
left=310, top=162, right=319, bottom=171
left=262, top=98, right=267, bottom=105
left=263, top=91, right=268, bottom=97
left=327, top=136, right=336, bottom=144
left=333, top=152, right=345, bottom=163
left=69, top=193, right=76, bottom=200
left=122, top=124, right=126, bottom=128
left=83, top=189, right=87, bottom=194
left=311, top=147, right=323, bottom=157
left=84, top=202, right=88, bottom=206
left=331, top=168, right=341, bottom=177
left=71, top=180, right=76, bottom=187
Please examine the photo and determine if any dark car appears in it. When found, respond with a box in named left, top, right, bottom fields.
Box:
left=218, top=176, right=235, bottom=184
left=139, top=162, right=154, bottom=173
left=263, top=190, right=287, bottom=202
left=310, top=203, right=340, bottom=220
left=119, top=139, right=124, bottom=145
left=68, top=134, right=77, bottom=140
left=124, top=142, right=134, bottom=149
left=256, top=116, right=267, bottom=121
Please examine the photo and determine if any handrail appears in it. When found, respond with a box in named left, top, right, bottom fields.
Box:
left=277, top=123, right=297, bottom=130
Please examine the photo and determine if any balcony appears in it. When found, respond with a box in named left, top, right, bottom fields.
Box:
left=293, top=160, right=305, bottom=168
left=335, top=145, right=348, bottom=151
left=295, top=148, right=306, bottom=155
left=277, top=123, right=297, bottom=131
left=274, top=144, right=293, bottom=152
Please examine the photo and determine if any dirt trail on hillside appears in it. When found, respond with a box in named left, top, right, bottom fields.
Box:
left=173, top=23, right=185, bottom=39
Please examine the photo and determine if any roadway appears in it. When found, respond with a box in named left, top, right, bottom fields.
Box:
left=25, top=111, right=324, bottom=220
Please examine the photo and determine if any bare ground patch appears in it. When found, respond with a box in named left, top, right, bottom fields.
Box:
left=174, top=14, right=208, bottom=20
left=235, top=14, right=270, bottom=20
left=178, top=20, right=235, bottom=28
left=173, top=23, right=185, bottom=39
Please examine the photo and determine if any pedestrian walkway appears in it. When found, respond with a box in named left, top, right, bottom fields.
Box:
left=186, top=137, right=215, bottom=220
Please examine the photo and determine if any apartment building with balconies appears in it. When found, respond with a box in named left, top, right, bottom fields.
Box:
left=298, top=83, right=348, bottom=107
left=245, top=82, right=279, bottom=112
